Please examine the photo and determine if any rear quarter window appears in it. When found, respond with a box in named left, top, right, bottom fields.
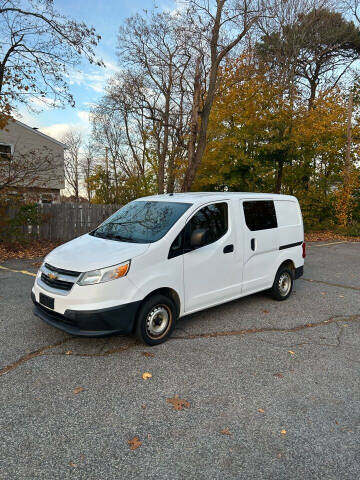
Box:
left=274, top=201, right=301, bottom=227
left=243, top=200, right=277, bottom=231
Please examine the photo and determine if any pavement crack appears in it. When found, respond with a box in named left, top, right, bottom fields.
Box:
left=336, top=323, right=345, bottom=348
left=1, top=315, right=358, bottom=376
left=302, top=278, right=360, bottom=291
left=1, top=338, right=138, bottom=377
left=173, top=314, right=360, bottom=340
left=0, top=337, right=71, bottom=377
left=53, top=340, right=137, bottom=357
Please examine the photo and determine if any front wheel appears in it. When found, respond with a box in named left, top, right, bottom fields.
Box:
left=270, top=266, right=294, bottom=301
left=135, top=294, right=177, bottom=345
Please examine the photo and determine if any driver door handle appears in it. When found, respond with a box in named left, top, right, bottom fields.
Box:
left=251, top=238, right=256, bottom=251
left=223, top=244, right=234, bottom=253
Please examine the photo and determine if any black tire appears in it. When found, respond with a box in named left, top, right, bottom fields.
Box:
left=135, top=294, right=177, bottom=345
left=270, top=266, right=294, bottom=301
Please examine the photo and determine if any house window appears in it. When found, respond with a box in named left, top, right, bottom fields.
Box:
left=0, top=144, right=11, bottom=161
left=41, top=194, right=53, bottom=204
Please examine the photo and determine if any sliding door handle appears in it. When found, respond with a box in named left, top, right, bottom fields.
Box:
left=251, top=238, right=255, bottom=251
left=223, top=244, right=234, bottom=253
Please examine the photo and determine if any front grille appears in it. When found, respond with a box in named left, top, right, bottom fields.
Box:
left=45, top=263, right=80, bottom=277
left=41, top=273, right=74, bottom=291
left=40, top=263, right=81, bottom=292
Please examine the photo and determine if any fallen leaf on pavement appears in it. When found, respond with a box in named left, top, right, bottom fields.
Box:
left=280, top=429, right=287, bottom=435
left=128, top=437, right=142, bottom=450
left=166, top=395, right=190, bottom=411
left=142, top=372, right=152, bottom=380
left=262, top=309, right=269, bottom=314
left=274, top=373, right=283, bottom=378
left=65, top=351, right=72, bottom=355
left=69, top=461, right=76, bottom=468
left=258, top=408, right=265, bottom=413
left=73, top=387, right=84, bottom=394
left=221, top=428, right=232, bottom=435
left=288, top=350, right=295, bottom=355
left=142, top=351, right=155, bottom=358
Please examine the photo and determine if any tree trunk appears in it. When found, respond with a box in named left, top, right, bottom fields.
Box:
left=308, top=80, right=317, bottom=111
left=345, top=90, right=353, bottom=183
left=275, top=159, right=284, bottom=193
left=158, top=89, right=171, bottom=194
left=182, top=58, right=201, bottom=192
left=181, top=0, right=254, bottom=191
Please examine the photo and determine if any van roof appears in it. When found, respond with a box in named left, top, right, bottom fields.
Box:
left=138, top=192, right=298, bottom=205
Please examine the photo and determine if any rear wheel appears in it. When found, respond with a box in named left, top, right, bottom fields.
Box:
left=135, top=294, right=177, bottom=345
left=270, top=266, right=293, bottom=301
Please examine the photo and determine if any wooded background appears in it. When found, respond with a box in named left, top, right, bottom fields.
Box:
left=1, top=1, right=360, bottom=235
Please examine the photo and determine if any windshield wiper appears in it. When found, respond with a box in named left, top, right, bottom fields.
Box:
left=93, top=231, right=138, bottom=243
left=111, top=235, right=138, bottom=243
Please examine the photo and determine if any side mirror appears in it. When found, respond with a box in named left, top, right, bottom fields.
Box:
left=190, top=228, right=210, bottom=248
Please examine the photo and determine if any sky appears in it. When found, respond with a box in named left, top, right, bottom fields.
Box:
left=18, top=0, right=176, bottom=141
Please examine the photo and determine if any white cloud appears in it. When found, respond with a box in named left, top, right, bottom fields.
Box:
left=77, top=110, right=90, bottom=122
left=40, top=123, right=83, bottom=140
left=68, top=61, right=120, bottom=94
left=40, top=109, right=92, bottom=141
left=16, top=109, right=38, bottom=127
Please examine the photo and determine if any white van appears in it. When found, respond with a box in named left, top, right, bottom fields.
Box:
left=32, top=193, right=305, bottom=345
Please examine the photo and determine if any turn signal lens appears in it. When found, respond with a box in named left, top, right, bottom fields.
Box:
left=115, top=264, right=129, bottom=278
left=302, top=242, right=306, bottom=258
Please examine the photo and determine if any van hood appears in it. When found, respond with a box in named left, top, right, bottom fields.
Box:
left=45, top=234, right=150, bottom=272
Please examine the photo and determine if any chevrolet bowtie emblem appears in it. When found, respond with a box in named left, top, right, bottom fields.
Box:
left=48, top=273, right=58, bottom=280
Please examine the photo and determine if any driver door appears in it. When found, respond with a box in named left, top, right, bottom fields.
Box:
left=183, top=201, right=241, bottom=313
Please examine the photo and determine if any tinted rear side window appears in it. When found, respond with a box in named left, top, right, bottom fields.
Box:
left=243, top=200, right=277, bottom=231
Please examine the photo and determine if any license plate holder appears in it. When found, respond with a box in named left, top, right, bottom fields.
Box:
left=39, top=293, right=54, bottom=310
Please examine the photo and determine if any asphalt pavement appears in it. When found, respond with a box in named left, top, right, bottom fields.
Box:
left=0, top=241, right=359, bottom=479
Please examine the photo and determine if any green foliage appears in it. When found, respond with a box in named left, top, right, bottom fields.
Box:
left=86, top=165, right=156, bottom=205
left=195, top=57, right=360, bottom=231
left=0, top=203, right=43, bottom=243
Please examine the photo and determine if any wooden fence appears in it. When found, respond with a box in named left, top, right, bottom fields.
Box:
left=4, top=203, right=121, bottom=242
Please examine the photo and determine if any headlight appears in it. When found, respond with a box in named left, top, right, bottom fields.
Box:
left=77, top=260, right=130, bottom=286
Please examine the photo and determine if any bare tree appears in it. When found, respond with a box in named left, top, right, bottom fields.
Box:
left=61, top=129, right=82, bottom=201
left=181, top=0, right=263, bottom=191
left=0, top=0, right=103, bottom=122
left=81, top=140, right=96, bottom=202
left=117, top=10, right=193, bottom=193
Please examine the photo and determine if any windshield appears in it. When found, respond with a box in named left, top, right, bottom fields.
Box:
left=91, top=200, right=192, bottom=243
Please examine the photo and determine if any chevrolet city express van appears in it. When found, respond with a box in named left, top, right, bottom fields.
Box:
left=32, top=193, right=305, bottom=345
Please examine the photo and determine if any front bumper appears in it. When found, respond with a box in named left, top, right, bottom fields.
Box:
left=31, top=292, right=140, bottom=337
